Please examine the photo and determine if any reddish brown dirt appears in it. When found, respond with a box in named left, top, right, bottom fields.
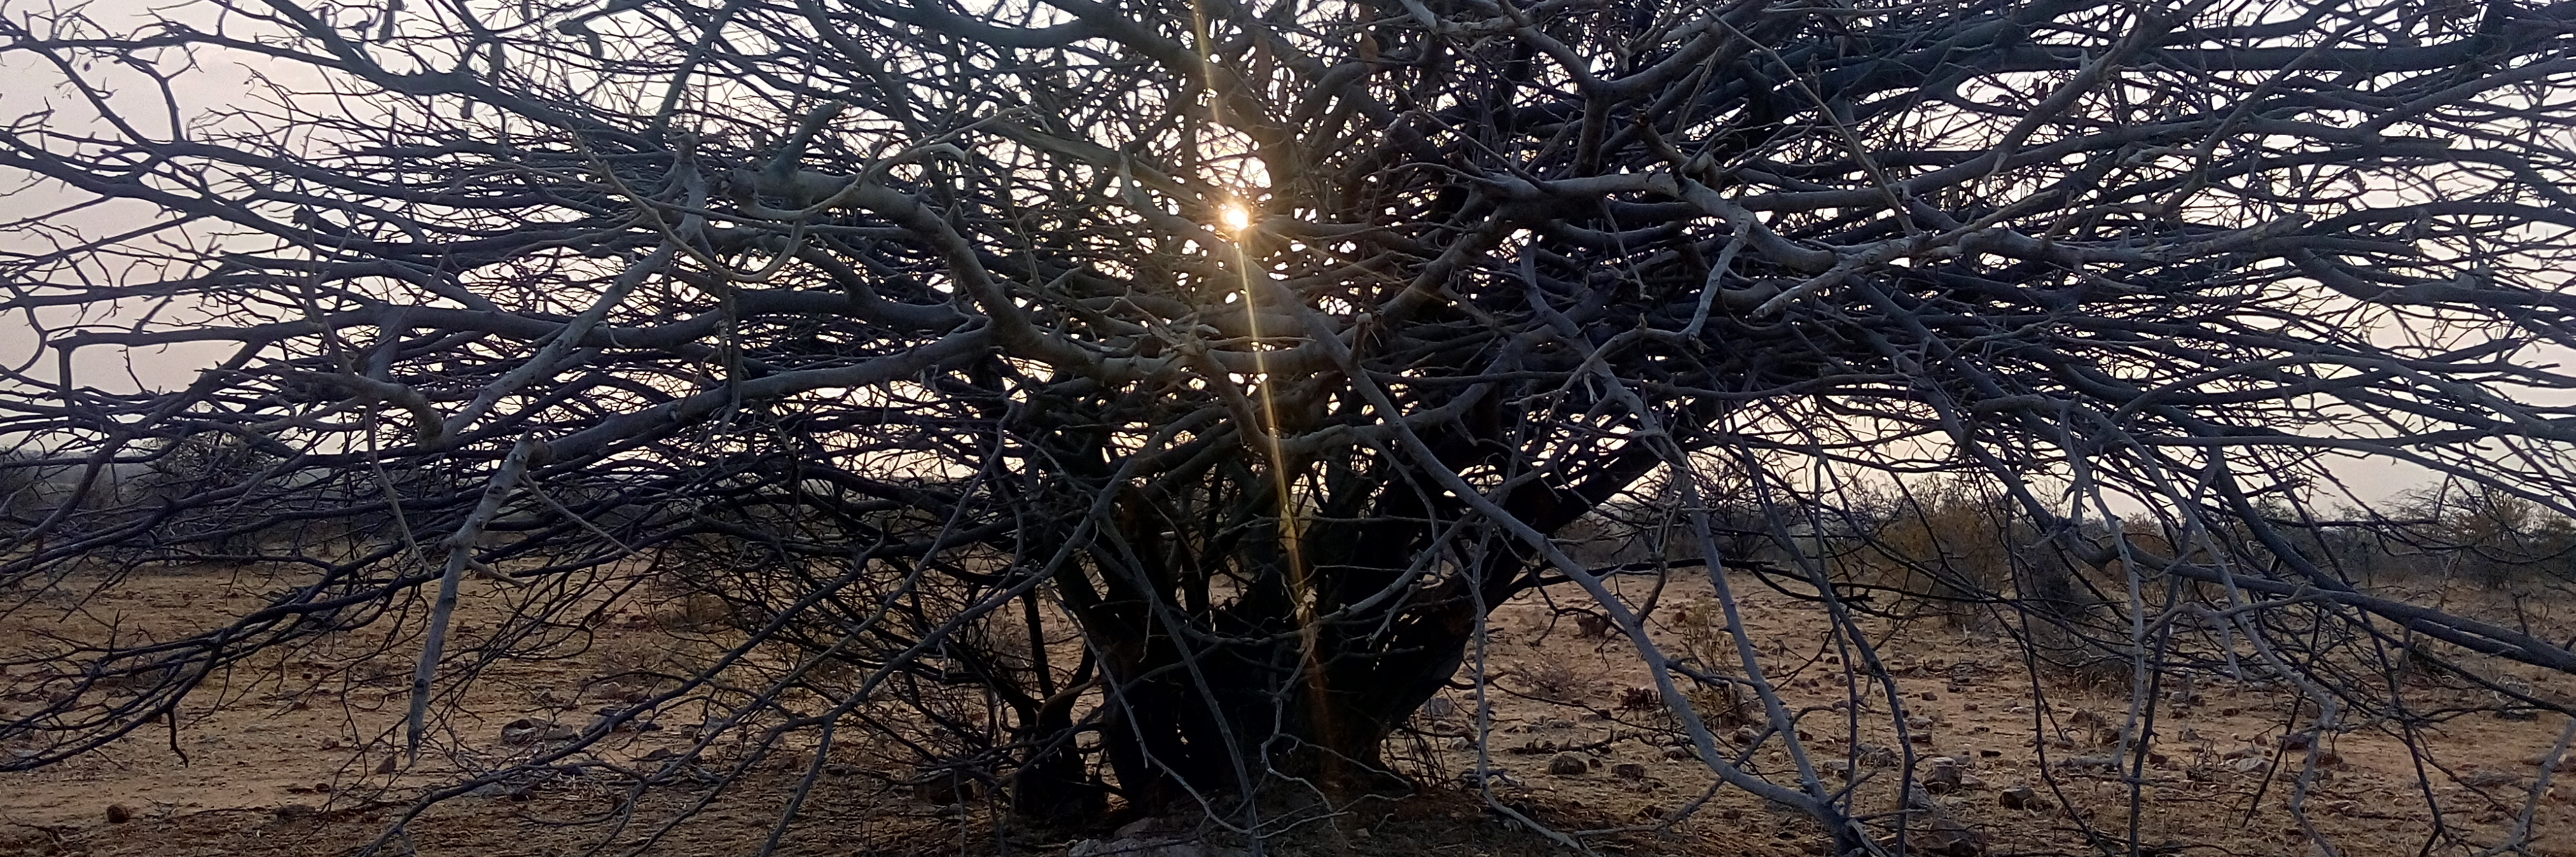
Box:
left=3, top=564, right=2570, bottom=857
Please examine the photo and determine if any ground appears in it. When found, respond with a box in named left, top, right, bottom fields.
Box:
left=1, top=562, right=2570, bottom=857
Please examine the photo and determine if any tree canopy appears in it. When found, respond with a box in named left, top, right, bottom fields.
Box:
left=7, top=0, right=2576, bottom=852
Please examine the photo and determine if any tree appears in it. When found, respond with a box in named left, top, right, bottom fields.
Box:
left=8, top=0, right=2576, bottom=853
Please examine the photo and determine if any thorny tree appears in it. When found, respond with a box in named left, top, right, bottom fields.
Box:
left=6, top=0, right=2576, bottom=853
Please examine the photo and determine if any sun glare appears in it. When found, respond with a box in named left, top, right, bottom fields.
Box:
left=1218, top=202, right=1252, bottom=233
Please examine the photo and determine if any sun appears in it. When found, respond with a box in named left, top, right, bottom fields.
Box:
left=1218, top=202, right=1252, bottom=233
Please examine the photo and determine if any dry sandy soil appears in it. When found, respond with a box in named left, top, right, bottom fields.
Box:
left=2, top=562, right=2571, bottom=857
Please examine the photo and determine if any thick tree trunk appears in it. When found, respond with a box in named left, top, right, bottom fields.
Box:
left=1009, top=435, right=1663, bottom=819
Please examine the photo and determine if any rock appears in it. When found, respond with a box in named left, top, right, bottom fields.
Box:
left=2278, top=732, right=2312, bottom=751
left=1962, top=703, right=1979, bottom=713
left=1999, top=784, right=2040, bottom=809
left=272, top=804, right=320, bottom=821
left=2230, top=756, right=2271, bottom=774
left=106, top=804, right=132, bottom=823
left=1663, top=746, right=1694, bottom=761
left=1448, top=736, right=1475, bottom=751
left=376, top=755, right=398, bottom=774
left=1547, top=753, right=1588, bottom=776
left=1420, top=697, right=1457, bottom=718
left=1611, top=762, right=1649, bottom=779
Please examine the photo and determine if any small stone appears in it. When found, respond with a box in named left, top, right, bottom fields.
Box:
left=1420, top=697, right=1458, bottom=718
left=1663, top=746, right=1694, bottom=761
left=1448, top=737, right=1475, bottom=751
left=376, top=755, right=398, bottom=775
left=1548, top=753, right=1588, bottom=776
left=1921, top=692, right=1938, bottom=702
left=2231, top=756, right=2272, bottom=774
left=1977, top=749, right=2002, bottom=758
left=106, top=804, right=132, bottom=823
left=1351, top=828, right=1371, bottom=840
left=273, top=804, right=319, bottom=821
left=1962, top=703, right=1979, bottom=713
left=1612, top=763, right=1649, bottom=779
left=1999, top=784, right=2039, bottom=809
